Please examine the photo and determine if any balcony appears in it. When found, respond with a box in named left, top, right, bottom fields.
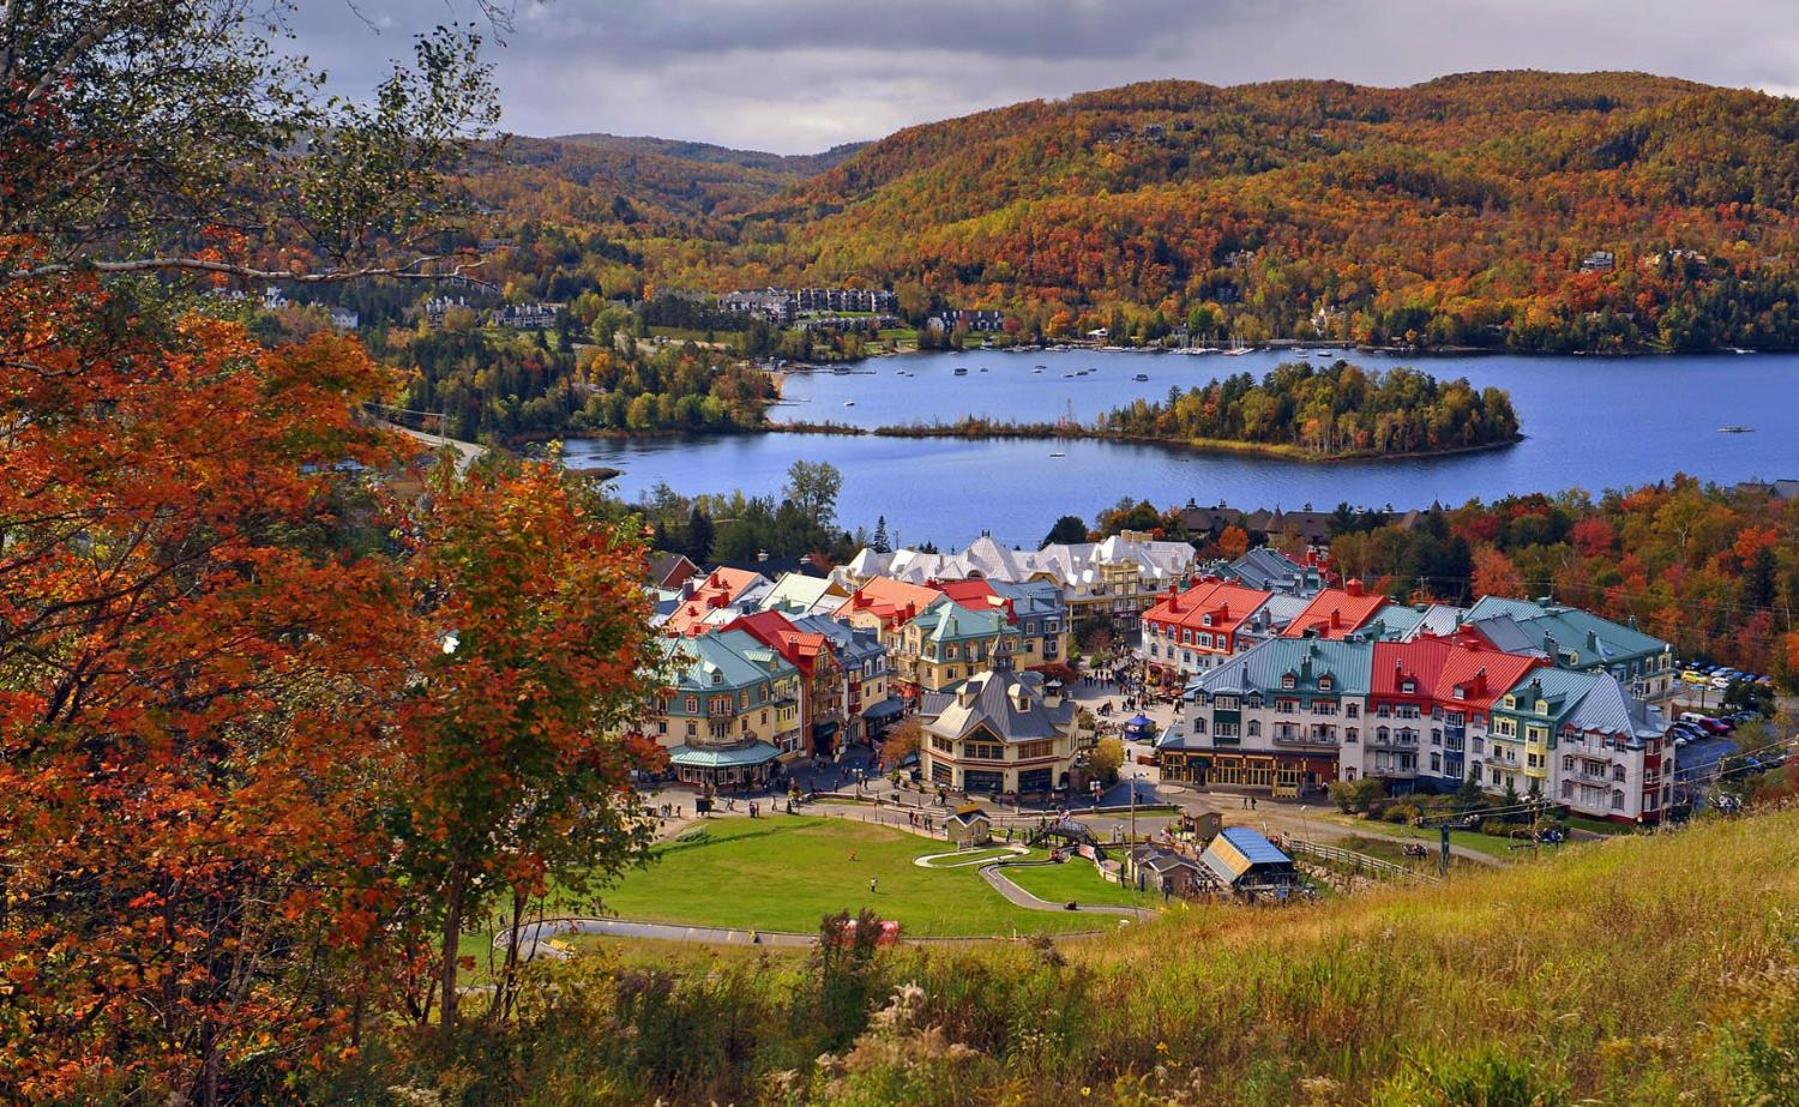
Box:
left=1272, top=732, right=1339, bottom=748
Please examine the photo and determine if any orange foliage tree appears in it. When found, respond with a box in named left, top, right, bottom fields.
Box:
left=0, top=275, right=412, bottom=1101
left=392, top=462, right=661, bottom=1032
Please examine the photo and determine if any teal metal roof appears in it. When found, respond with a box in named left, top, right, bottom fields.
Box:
left=667, top=741, right=781, bottom=768
left=661, top=629, right=796, bottom=693
left=1187, top=638, right=1374, bottom=699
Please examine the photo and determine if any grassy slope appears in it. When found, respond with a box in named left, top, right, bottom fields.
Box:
left=999, top=860, right=1156, bottom=909
left=594, top=816, right=1109, bottom=936
left=453, top=808, right=1798, bottom=1105
left=987, top=807, right=1799, bottom=1104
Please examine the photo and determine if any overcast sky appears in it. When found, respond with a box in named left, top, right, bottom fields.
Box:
left=286, top=0, right=1799, bottom=154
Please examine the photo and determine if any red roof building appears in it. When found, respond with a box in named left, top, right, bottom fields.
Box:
left=1279, top=581, right=1387, bottom=640
left=1139, top=578, right=1277, bottom=682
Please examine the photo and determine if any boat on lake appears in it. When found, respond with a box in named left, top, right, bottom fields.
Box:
left=1049, top=450, right=1066, bottom=458
left=953, top=367, right=968, bottom=376
left=844, top=400, right=856, bottom=407
left=1134, top=373, right=1150, bottom=382
left=1718, top=424, right=1753, bottom=433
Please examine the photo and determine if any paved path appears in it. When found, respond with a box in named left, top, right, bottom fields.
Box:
left=979, top=863, right=1153, bottom=920
left=506, top=916, right=818, bottom=952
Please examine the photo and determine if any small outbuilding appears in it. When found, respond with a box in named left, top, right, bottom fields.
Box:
left=1199, top=826, right=1300, bottom=896
left=945, top=804, right=993, bottom=847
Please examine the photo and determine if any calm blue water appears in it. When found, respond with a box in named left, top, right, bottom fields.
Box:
left=562, top=348, right=1799, bottom=548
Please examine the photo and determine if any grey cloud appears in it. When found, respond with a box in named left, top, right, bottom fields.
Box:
left=284, top=0, right=1799, bottom=153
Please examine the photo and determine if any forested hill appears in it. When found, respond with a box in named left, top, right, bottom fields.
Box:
left=472, top=70, right=1799, bottom=352
left=463, top=133, right=862, bottom=221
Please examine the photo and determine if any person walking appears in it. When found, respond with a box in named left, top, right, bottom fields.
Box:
left=869, top=877, right=877, bottom=894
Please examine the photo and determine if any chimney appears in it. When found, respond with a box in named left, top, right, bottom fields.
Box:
left=1217, top=602, right=1230, bottom=620
left=1543, top=632, right=1558, bottom=658
left=1330, top=608, right=1343, bottom=630
left=1347, top=578, right=1365, bottom=597
left=1167, top=587, right=1181, bottom=613
left=1586, top=629, right=1599, bottom=651
left=1474, top=667, right=1487, bottom=696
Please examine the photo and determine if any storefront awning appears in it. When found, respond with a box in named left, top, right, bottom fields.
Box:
left=667, top=741, right=781, bottom=769
left=862, top=697, right=906, bottom=721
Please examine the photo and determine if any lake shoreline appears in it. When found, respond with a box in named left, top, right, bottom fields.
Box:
left=771, top=420, right=1526, bottom=465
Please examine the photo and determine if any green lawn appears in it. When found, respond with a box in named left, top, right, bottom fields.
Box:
left=999, top=860, right=1154, bottom=908
left=594, top=815, right=1115, bottom=937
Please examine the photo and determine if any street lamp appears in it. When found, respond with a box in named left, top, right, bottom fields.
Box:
left=1298, top=804, right=1312, bottom=846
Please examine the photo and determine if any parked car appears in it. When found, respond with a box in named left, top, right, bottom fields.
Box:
left=1698, top=718, right=1731, bottom=735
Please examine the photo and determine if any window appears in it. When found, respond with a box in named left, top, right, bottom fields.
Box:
left=1376, top=726, right=1390, bottom=743
left=1281, top=674, right=1296, bottom=690
left=1247, top=720, right=1261, bottom=737
left=1018, top=739, right=1055, bottom=760
left=1346, top=703, right=1360, bottom=718
left=1401, top=679, right=1416, bottom=694
left=1431, top=729, right=1442, bottom=746
left=1562, top=755, right=1574, bottom=771
left=1430, top=752, right=1441, bottom=773
left=1319, top=675, right=1334, bottom=691
left=1612, top=790, right=1625, bottom=810
left=946, top=667, right=959, bottom=680
left=1613, top=764, right=1626, bottom=782
left=685, top=695, right=698, bottom=712
left=1192, top=718, right=1206, bottom=734
left=1561, top=780, right=1573, bottom=798
left=1345, top=727, right=1358, bottom=743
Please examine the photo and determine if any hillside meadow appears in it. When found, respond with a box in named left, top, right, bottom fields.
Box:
left=367, top=806, right=1799, bottom=1105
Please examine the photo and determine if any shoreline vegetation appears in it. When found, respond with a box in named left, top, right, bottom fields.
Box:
left=773, top=418, right=1525, bottom=463
left=560, top=359, right=1523, bottom=465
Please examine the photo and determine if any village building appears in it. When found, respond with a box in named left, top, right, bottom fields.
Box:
left=916, top=663, right=1079, bottom=798
left=837, top=531, right=1196, bottom=631
left=647, top=629, right=805, bottom=789
left=935, top=578, right=1069, bottom=669
left=1485, top=668, right=1672, bottom=821
left=1464, top=596, right=1677, bottom=701
left=1171, top=639, right=1373, bottom=796
left=791, top=614, right=897, bottom=744
left=895, top=597, right=1020, bottom=697
left=724, top=612, right=846, bottom=758
left=1138, top=578, right=1278, bottom=685
left=1122, top=844, right=1208, bottom=898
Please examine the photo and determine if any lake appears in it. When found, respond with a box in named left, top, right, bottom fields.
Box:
left=561, top=347, right=1799, bottom=548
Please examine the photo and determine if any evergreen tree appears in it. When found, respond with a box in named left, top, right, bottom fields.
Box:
left=685, top=504, right=716, bottom=564
left=871, top=515, right=891, bottom=553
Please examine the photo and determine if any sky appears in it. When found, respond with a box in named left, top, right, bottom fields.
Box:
left=287, top=0, right=1799, bottom=154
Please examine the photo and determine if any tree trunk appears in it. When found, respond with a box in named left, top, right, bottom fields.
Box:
left=438, top=865, right=466, bottom=1033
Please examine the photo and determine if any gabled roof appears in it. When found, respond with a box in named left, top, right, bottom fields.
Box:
left=1496, top=667, right=1663, bottom=744
left=662, top=567, right=770, bottom=636
left=1200, top=826, right=1294, bottom=885
left=840, top=576, right=944, bottom=627
left=661, top=628, right=796, bottom=693
left=1142, top=579, right=1276, bottom=637
left=1279, top=586, right=1388, bottom=640
left=1222, top=547, right=1311, bottom=592
left=648, top=552, right=701, bottom=590
left=723, top=611, right=831, bottom=677
left=913, top=595, right=1014, bottom=644
left=1189, top=638, right=1374, bottom=698
left=755, top=572, right=848, bottom=616
left=1465, top=597, right=1670, bottom=667
left=790, top=614, right=884, bottom=665
left=1370, top=639, right=1454, bottom=699
left=917, top=668, right=1074, bottom=743
left=1433, top=642, right=1545, bottom=711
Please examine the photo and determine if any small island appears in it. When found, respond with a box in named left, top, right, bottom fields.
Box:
left=799, top=361, right=1522, bottom=462
left=1094, top=361, right=1521, bottom=460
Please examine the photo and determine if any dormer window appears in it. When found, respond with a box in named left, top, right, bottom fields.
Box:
left=1401, top=679, right=1415, bottom=694
left=1319, top=675, right=1334, bottom=691
left=1281, top=673, right=1297, bottom=690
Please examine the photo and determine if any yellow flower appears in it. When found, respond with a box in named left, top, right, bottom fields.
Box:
left=1156, top=1041, right=1168, bottom=1053
left=1081, top=1088, right=1091, bottom=1098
